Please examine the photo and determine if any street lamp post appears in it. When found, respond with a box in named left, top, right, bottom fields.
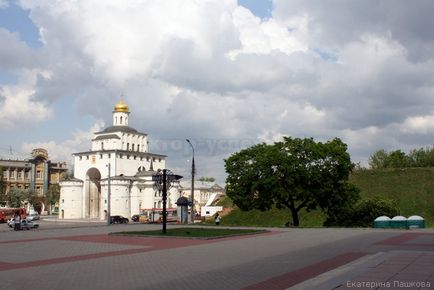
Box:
left=106, top=163, right=111, bottom=226
left=153, top=169, right=182, bottom=234
left=186, top=139, right=195, bottom=224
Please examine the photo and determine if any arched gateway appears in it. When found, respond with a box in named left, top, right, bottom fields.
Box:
left=85, top=168, right=101, bottom=218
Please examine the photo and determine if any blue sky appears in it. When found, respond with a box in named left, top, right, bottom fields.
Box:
left=0, top=2, right=42, bottom=48
left=2, top=0, right=434, bottom=183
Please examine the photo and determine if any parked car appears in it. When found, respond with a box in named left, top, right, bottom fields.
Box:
left=110, top=215, right=129, bottom=224
left=27, top=213, right=40, bottom=221
left=131, top=214, right=140, bottom=222
left=8, top=219, right=39, bottom=230
left=7, top=218, right=14, bottom=227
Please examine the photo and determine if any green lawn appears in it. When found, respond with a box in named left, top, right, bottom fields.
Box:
left=111, top=227, right=265, bottom=238
left=206, top=199, right=325, bottom=228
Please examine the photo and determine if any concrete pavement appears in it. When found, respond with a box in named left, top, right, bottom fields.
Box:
left=0, top=221, right=433, bottom=289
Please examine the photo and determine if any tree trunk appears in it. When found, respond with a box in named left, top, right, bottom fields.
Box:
left=290, top=207, right=300, bottom=227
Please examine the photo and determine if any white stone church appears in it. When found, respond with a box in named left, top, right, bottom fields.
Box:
left=59, top=100, right=181, bottom=220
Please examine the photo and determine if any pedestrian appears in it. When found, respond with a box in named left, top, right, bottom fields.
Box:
left=215, top=214, right=221, bottom=225
left=14, top=213, right=21, bottom=231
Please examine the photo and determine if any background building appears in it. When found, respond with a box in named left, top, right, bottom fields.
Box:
left=180, top=180, right=225, bottom=216
left=0, top=148, right=67, bottom=195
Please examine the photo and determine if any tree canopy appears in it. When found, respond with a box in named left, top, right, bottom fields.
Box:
left=0, top=167, right=5, bottom=206
left=198, top=176, right=216, bottom=182
left=46, top=184, right=61, bottom=214
left=225, top=137, right=358, bottom=226
left=4, top=188, right=36, bottom=208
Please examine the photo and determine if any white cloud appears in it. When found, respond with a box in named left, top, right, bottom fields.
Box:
left=21, top=121, right=104, bottom=164
left=0, top=0, right=434, bottom=181
left=0, top=28, right=37, bottom=70
left=227, top=6, right=307, bottom=59
left=0, top=70, right=53, bottom=129
left=400, top=115, right=434, bottom=134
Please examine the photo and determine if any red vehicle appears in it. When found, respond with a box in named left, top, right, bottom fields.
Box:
left=0, top=208, right=26, bottom=223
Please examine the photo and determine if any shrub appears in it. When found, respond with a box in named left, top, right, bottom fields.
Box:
left=324, top=196, right=399, bottom=227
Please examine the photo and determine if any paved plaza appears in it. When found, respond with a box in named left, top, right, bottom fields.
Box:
left=0, top=220, right=433, bottom=290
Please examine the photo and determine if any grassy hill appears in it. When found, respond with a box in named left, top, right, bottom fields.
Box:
left=350, top=168, right=434, bottom=227
left=216, top=168, right=434, bottom=228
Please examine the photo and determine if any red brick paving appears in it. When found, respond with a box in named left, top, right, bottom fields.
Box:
left=0, top=231, right=274, bottom=272
left=0, top=235, right=212, bottom=271
left=242, top=252, right=367, bottom=290
left=335, top=234, right=434, bottom=289
left=375, top=233, right=425, bottom=245
left=336, top=251, right=434, bottom=290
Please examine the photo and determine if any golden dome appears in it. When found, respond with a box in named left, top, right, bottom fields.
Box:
left=114, top=100, right=129, bottom=113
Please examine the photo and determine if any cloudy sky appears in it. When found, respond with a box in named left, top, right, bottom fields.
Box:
left=1, top=0, right=434, bottom=183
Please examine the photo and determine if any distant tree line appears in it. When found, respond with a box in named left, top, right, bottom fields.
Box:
left=198, top=176, right=215, bottom=182
left=369, top=147, right=434, bottom=169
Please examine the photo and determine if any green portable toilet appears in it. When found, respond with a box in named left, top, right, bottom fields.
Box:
left=391, top=216, right=407, bottom=229
left=374, top=216, right=391, bottom=228
left=407, top=215, right=425, bottom=229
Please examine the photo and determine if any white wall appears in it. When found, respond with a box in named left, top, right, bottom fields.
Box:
left=107, top=180, right=131, bottom=218
left=59, top=181, right=83, bottom=219
left=201, top=206, right=223, bottom=217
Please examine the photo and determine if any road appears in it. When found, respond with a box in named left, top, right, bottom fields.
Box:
left=0, top=218, right=433, bottom=290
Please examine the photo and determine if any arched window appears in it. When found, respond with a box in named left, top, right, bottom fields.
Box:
left=132, top=144, right=135, bottom=151
left=120, top=116, right=123, bottom=124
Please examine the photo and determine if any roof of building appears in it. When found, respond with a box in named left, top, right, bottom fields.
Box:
left=180, top=180, right=224, bottom=191
left=92, top=134, right=121, bottom=141
left=176, top=196, right=189, bottom=206
left=73, top=150, right=167, bottom=158
left=0, top=159, right=31, bottom=167
left=96, top=125, right=143, bottom=135
left=135, top=169, right=156, bottom=177
left=60, top=177, right=83, bottom=182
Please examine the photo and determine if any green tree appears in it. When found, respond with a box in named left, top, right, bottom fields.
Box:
left=5, top=188, right=36, bottom=208
left=46, top=184, right=61, bottom=214
left=369, top=149, right=388, bottom=169
left=386, top=150, right=409, bottom=168
left=198, top=176, right=216, bottom=182
left=0, top=167, right=6, bottom=206
left=225, top=137, right=359, bottom=227
left=61, top=170, right=71, bottom=181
